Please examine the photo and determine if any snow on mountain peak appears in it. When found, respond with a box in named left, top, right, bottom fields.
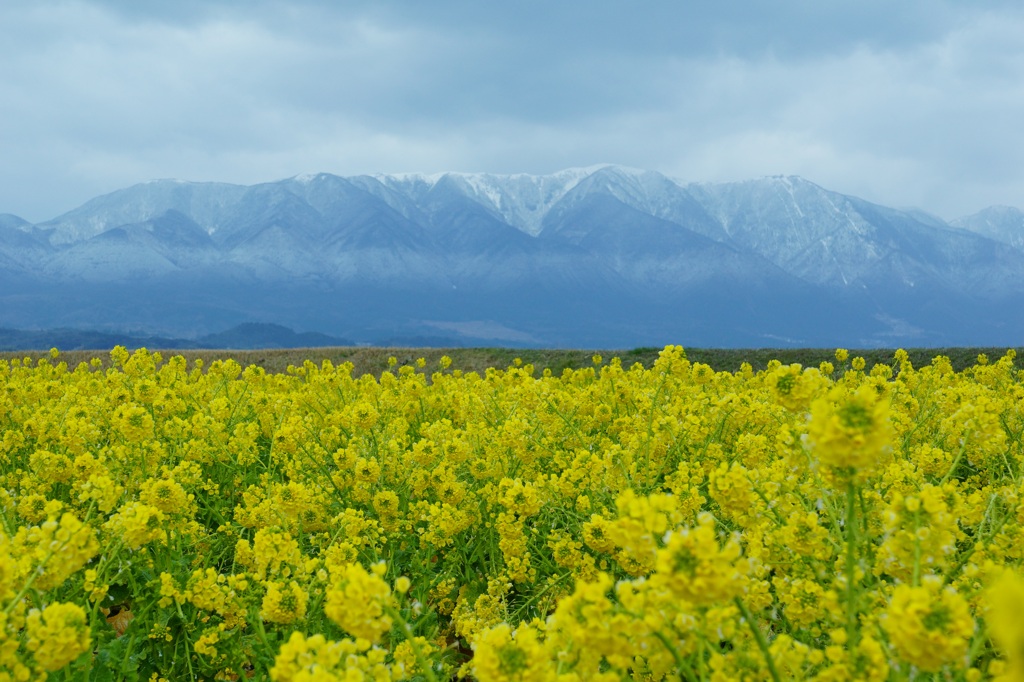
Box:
left=372, top=165, right=626, bottom=235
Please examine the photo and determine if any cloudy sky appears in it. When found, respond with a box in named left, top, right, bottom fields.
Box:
left=2, top=0, right=1023, bottom=223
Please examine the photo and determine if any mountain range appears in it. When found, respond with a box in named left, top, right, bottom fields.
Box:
left=2, top=165, right=1023, bottom=348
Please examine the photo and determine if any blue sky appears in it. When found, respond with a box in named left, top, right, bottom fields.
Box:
left=2, top=0, right=1023, bottom=222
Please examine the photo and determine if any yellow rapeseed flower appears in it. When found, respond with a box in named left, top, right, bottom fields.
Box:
left=324, top=562, right=394, bottom=642
left=105, top=502, right=166, bottom=549
left=25, top=602, right=91, bottom=671
left=13, top=512, right=99, bottom=590
left=806, top=385, right=893, bottom=477
left=986, top=569, right=1024, bottom=679
left=883, top=576, right=974, bottom=672
left=652, top=513, right=745, bottom=606
left=260, top=580, right=308, bottom=624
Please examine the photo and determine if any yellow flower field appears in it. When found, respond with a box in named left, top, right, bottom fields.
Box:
left=2, top=345, right=1024, bottom=680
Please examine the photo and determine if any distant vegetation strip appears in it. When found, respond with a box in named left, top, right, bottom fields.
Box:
left=2, top=345, right=1020, bottom=376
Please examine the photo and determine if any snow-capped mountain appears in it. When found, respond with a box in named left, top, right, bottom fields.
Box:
left=3, top=166, right=1024, bottom=348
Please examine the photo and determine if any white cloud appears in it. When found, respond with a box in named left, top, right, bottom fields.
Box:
left=2, top=1, right=1024, bottom=221
left=649, top=10, right=1024, bottom=217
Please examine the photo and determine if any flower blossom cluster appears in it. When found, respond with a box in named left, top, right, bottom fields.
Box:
left=0, top=345, right=1023, bottom=679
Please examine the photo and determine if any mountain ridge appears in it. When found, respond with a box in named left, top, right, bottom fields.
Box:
left=2, top=166, right=1023, bottom=348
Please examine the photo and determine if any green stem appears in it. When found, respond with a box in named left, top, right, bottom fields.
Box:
left=750, top=483, right=790, bottom=528
left=697, top=618, right=709, bottom=682
left=651, top=629, right=695, bottom=682
left=3, top=541, right=58, bottom=615
left=912, top=538, right=921, bottom=587
left=510, top=571, right=573, bottom=620
left=845, top=480, right=859, bottom=648
left=385, top=604, right=439, bottom=682
left=938, top=443, right=968, bottom=485
left=942, top=493, right=1003, bottom=587
left=734, top=597, right=782, bottom=682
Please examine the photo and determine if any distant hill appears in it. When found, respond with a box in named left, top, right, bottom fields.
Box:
left=0, top=324, right=352, bottom=351
left=3, top=166, right=1024, bottom=348
left=0, top=327, right=191, bottom=352
left=195, top=323, right=353, bottom=349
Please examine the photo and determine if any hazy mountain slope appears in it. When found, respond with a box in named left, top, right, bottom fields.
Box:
left=37, top=180, right=248, bottom=245
left=546, top=166, right=729, bottom=243
left=952, top=206, right=1024, bottom=251
left=685, top=176, right=1024, bottom=297
left=0, top=214, right=32, bottom=230
left=0, top=221, right=52, bottom=277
